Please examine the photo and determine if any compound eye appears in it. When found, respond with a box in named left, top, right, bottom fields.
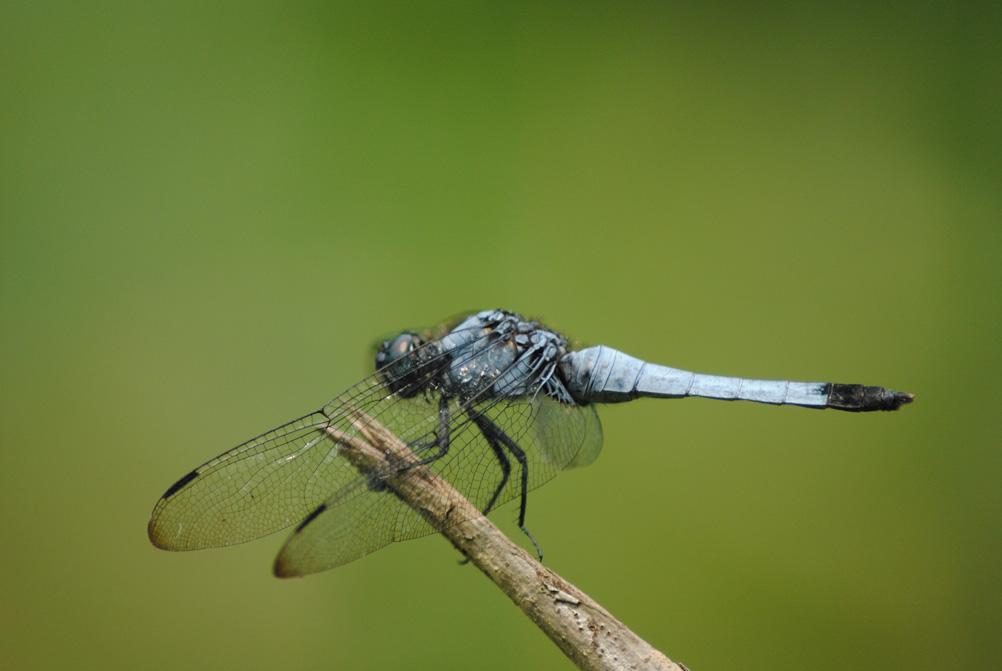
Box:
left=375, top=332, right=423, bottom=370
left=375, top=332, right=427, bottom=398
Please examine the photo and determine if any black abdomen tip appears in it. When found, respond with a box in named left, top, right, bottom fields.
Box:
left=825, top=383, right=915, bottom=411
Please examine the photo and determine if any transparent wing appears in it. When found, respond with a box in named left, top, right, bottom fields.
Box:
left=273, top=385, right=602, bottom=576
left=149, top=316, right=603, bottom=576
left=148, top=379, right=386, bottom=551
left=147, top=324, right=472, bottom=551
left=537, top=395, right=602, bottom=469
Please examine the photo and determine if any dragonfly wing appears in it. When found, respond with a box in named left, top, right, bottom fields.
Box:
left=534, top=396, right=602, bottom=469
left=273, top=393, right=603, bottom=576
left=148, top=372, right=408, bottom=551
left=148, top=410, right=348, bottom=550
left=147, top=323, right=479, bottom=554
left=273, top=475, right=438, bottom=576
left=150, top=313, right=604, bottom=573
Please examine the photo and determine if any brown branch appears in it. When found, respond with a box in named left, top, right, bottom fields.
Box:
left=326, top=407, right=688, bottom=671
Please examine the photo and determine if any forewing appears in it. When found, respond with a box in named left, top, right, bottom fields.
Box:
left=148, top=326, right=469, bottom=553
left=148, top=374, right=400, bottom=550
left=148, top=410, right=345, bottom=550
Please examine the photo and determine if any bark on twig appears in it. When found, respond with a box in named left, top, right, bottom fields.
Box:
left=326, top=407, right=687, bottom=671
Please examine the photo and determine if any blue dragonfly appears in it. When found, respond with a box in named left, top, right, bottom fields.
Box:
left=149, top=310, right=912, bottom=576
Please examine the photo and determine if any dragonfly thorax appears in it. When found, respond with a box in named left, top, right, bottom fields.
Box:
left=438, top=311, right=577, bottom=405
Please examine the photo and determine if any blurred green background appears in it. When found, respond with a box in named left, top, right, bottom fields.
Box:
left=2, top=2, right=999, bottom=670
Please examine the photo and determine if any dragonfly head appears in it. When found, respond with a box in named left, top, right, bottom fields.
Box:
left=375, top=331, right=428, bottom=397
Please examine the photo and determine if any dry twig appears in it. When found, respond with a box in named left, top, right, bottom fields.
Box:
left=324, top=407, right=687, bottom=671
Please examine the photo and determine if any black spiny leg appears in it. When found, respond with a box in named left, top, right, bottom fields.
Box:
left=470, top=412, right=543, bottom=561
left=413, top=395, right=452, bottom=467
left=469, top=412, right=512, bottom=516
left=373, top=395, right=452, bottom=491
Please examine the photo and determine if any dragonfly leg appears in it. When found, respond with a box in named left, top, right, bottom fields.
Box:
left=412, top=395, right=452, bottom=467
left=475, top=419, right=511, bottom=516
left=452, top=412, right=513, bottom=568
left=369, top=396, right=453, bottom=493
left=469, top=413, right=543, bottom=562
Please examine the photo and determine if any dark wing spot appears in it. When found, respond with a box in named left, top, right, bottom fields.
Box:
left=295, top=503, right=327, bottom=533
left=162, top=469, right=199, bottom=499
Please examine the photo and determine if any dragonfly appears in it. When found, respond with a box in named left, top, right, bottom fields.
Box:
left=148, top=309, right=913, bottom=577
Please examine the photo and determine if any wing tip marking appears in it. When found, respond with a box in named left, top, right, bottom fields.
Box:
left=162, top=468, right=199, bottom=499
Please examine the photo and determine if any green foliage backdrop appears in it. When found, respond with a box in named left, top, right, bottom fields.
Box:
left=2, top=3, right=999, bottom=670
